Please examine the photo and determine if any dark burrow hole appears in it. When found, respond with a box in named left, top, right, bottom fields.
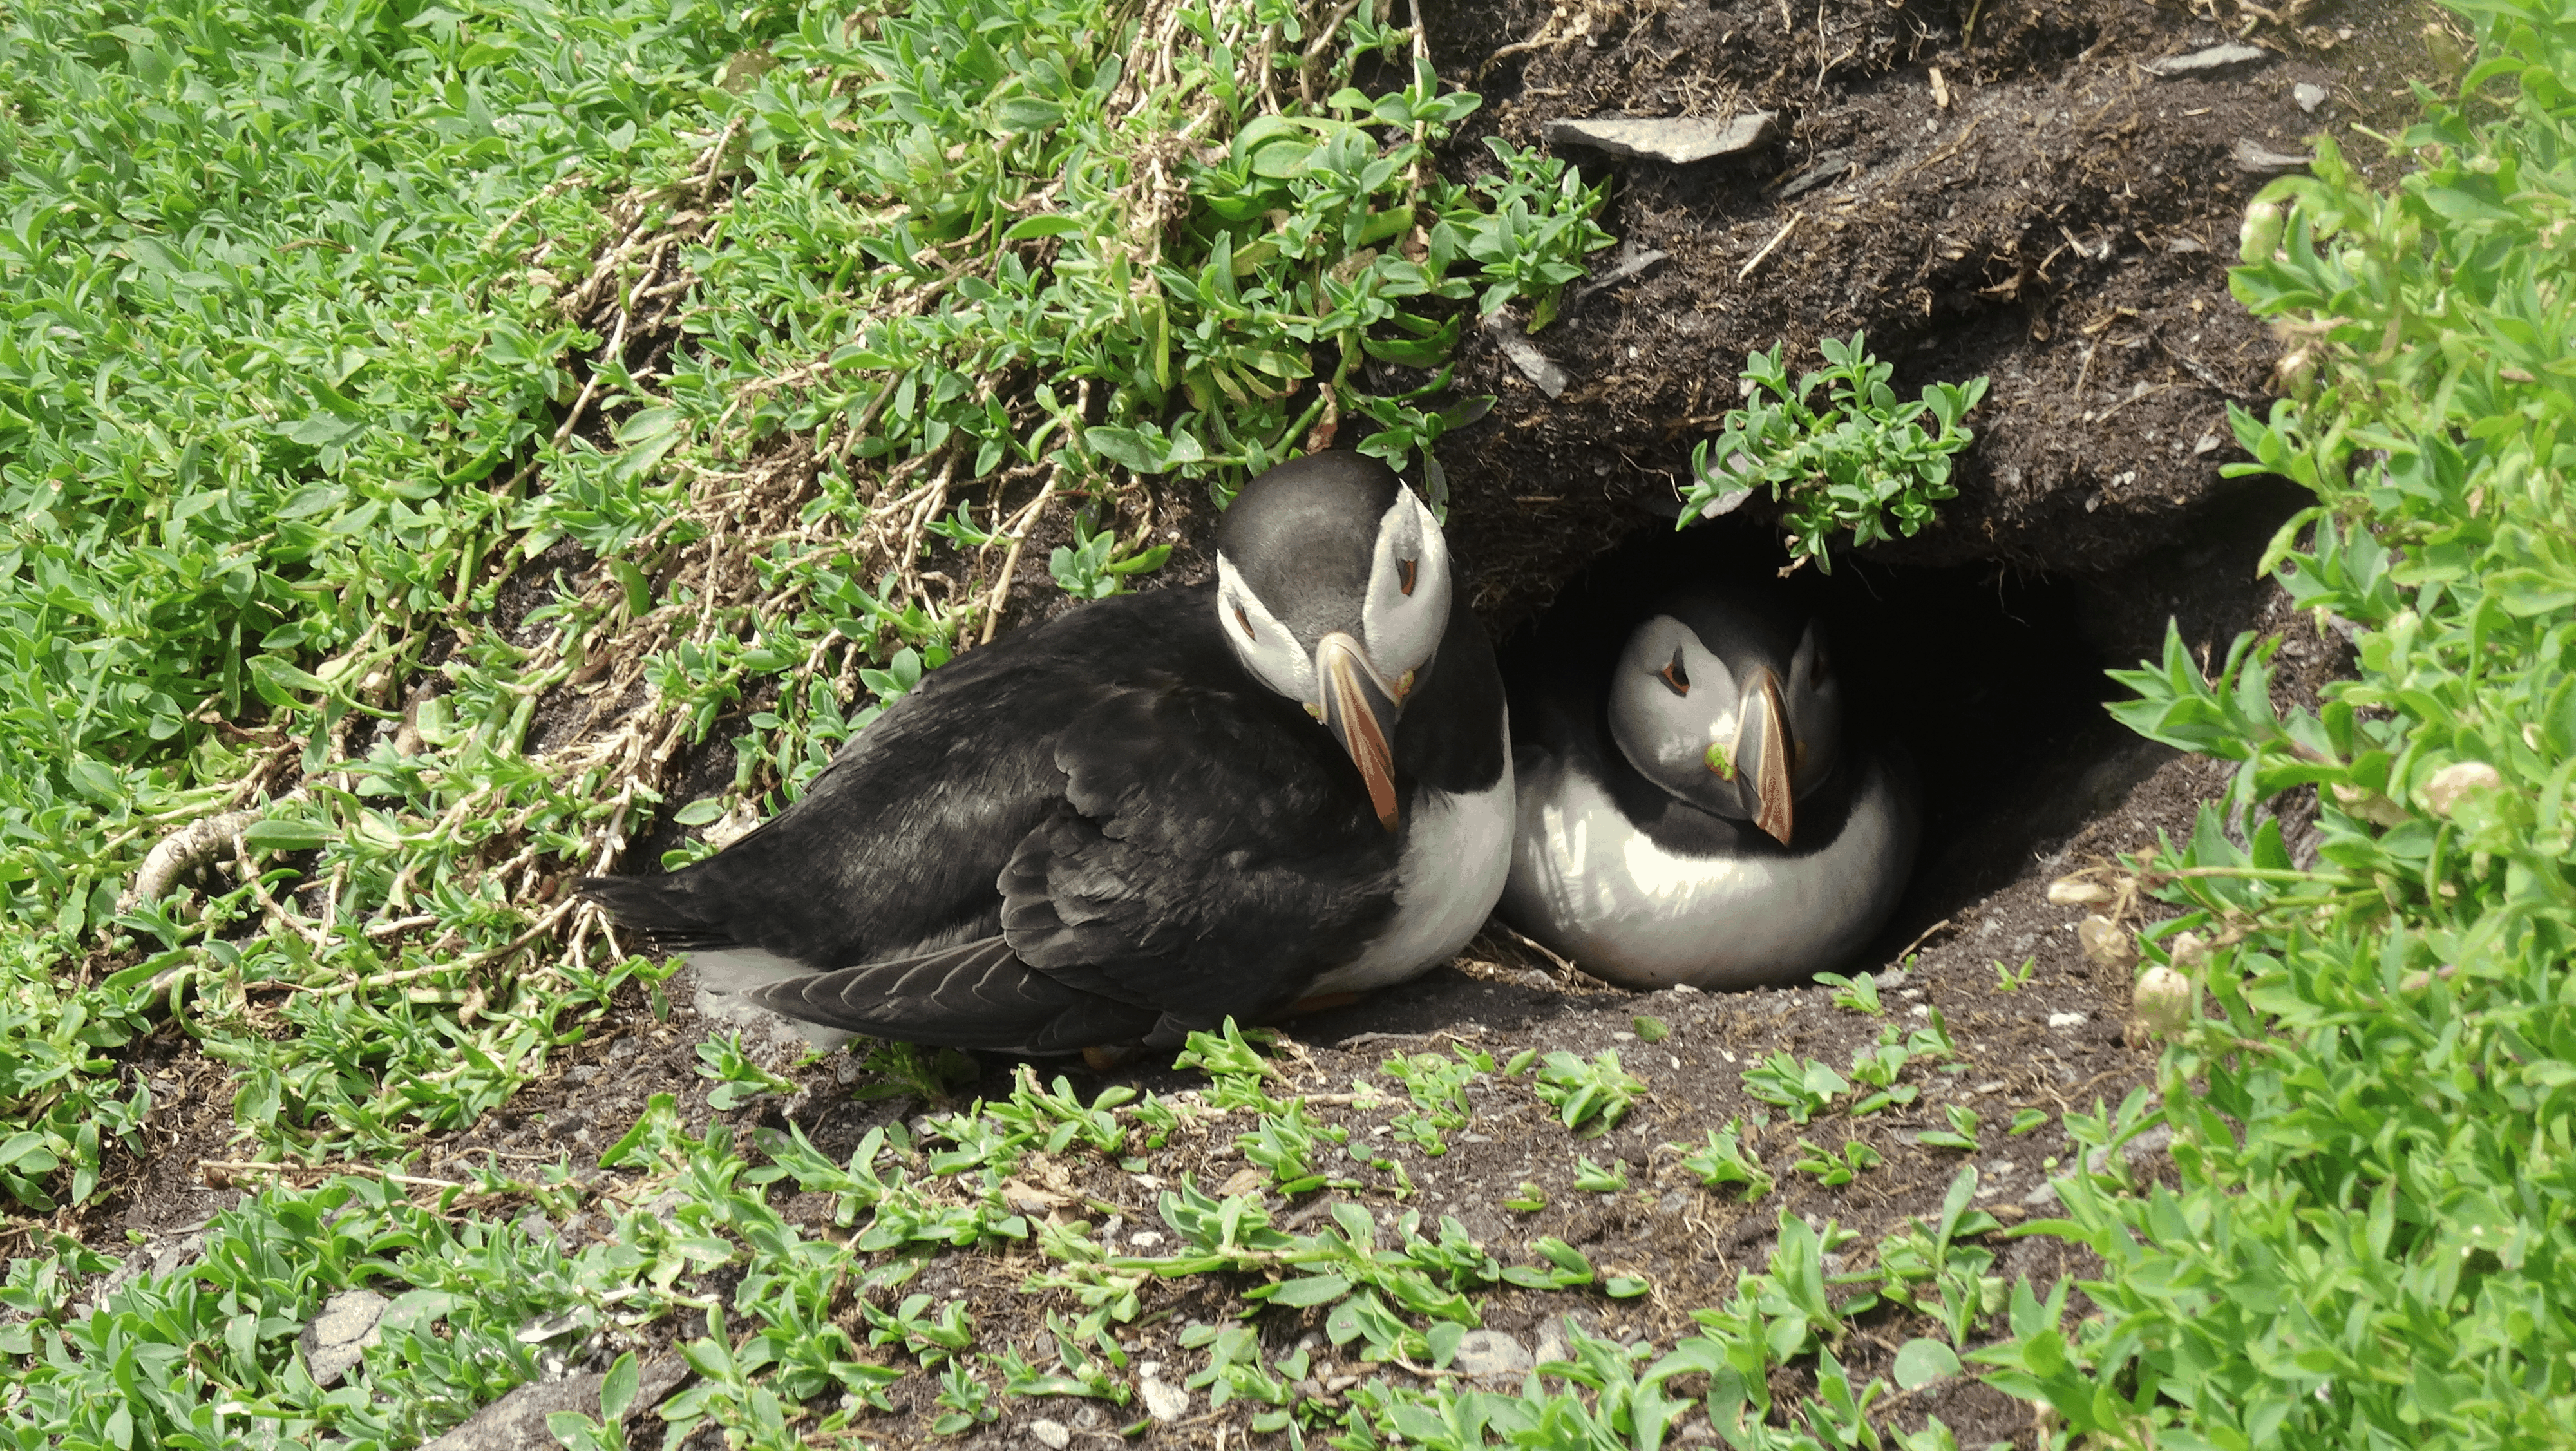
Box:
left=1490, top=475, right=2309, bottom=976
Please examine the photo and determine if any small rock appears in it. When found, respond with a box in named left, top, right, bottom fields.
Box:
left=2142, top=42, right=2269, bottom=77
left=1573, top=236, right=1670, bottom=304
left=1030, top=1418, right=1073, bottom=1450
left=1128, top=1229, right=1165, bottom=1249
left=1139, top=1376, right=1190, bottom=1423
left=299, top=1288, right=390, bottom=1388
left=1776, top=148, right=1855, bottom=200
left=1485, top=316, right=1569, bottom=397
left=1451, top=1331, right=1534, bottom=1376
left=2293, top=81, right=2328, bottom=111
left=1544, top=111, right=1780, bottom=164
left=1908, top=1003, right=1932, bottom=1018
left=2023, top=1181, right=2062, bottom=1206
left=2233, top=138, right=2313, bottom=174
left=421, top=1357, right=686, bottom=1451
left=2047, top=1011, right=2088, bottom=1029
left=1531, top=1323, right=1569, bottom=1366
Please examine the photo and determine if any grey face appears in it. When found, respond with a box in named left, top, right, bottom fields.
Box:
left=1605, top=599, right=1841, bottom=844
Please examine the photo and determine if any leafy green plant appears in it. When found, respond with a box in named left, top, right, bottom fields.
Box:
left=1668, top=1121, right=1775, bottom=1201
left=1741, top=1052, right=1850, bottom=1124
left=1533, top=1049, right=1647, bottom=1136
left=1976, top=5, right=2576, bottom=1443
left=1914, top=1104, right=1982, bottom=1153
left=1381, top=1044, right=1490, bottom=1155
left=1845, top=1032, right=1921, bottom=1115
left=1046, top=512, right=1174, bottom=600
left=1572, top=1155, right=1631, bottom=1193
left=1991, top=955, right=2036, bottom=991
left=1877, top=1169, right=2002, bottom=1348
left=1814, top=971, right=1882, bottom=1016
left=1678, top=332, right=1988, bottom=572
left=1790, top=1137, right=1884, bottom=1186
left=695, top=1032, right=797, bottom=1110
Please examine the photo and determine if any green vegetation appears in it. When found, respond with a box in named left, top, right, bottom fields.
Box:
left=0, top=0, right=1608, bottom=1215
left=1530, top=1047, right=1645, bottom=1135
left=2000, top=1, right=2576, bottom=1441
left=6, top=0, right=2572, bottom=1441
left=1678, top=330, right=1987, bottom=573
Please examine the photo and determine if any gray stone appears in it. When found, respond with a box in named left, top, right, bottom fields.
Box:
left=1451, top=1330, right=1533, bottom=1376
left=2293, top=82, right=2328, bottom=112
left=2047, top=1011, right=2088, bottom=1029
left=2143, top=43, right=2269, bottom=77
left=1485, top=318, right=1569, bottom=398
left=2233, top=138, right=2312, bottom=174
left=1776, top=149, right=1856, bottom=200
left=1138, top=1375, right=1191, bottom=1423
left=299, top=1289, right=390, bottom=1388
left=1531, top=1322, right=1568, bottom=1367
left=1544, top=111, right=1779, bottom=165
left=421, top=1357, right=687, bottom=1451
left=1030, top=1419, right=1073, bottom=1450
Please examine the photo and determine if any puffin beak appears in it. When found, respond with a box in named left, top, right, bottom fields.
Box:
left=1734, top=667, right=1795, bottom=846
left=1315, top=631, right=1401, bottom=832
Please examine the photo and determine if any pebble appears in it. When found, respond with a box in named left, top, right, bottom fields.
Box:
left=2143, top=42, right=2269, bottom=77
left=2294, top=82, right=2328, bottom=112
left=1450, top=1331, right=1533, bottom=1376
left=1485, top=317, right=1569, bottom=397
left=1532, top=1322, right=1569, bottom=1366
left=1138, top=1376, right=1191, bottom=1423
left=1029, top=1419, right=1072, bottom=1449
left=1544, top=111, right=1780, bottom=164
left=299, top=1288, right=390, bottom=1387
left=1128, top=1230, right=1165, bottom=1248
left=2048, top=1011, right=2088, bottom=1029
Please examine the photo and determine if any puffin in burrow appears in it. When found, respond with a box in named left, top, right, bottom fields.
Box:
left=581, top=452, right=1513, bottom=1052
left=1498, top=587, right=1916, bottom=989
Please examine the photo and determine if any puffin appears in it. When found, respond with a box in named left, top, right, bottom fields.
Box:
left=1497, top=587, right=1916, bottom=989
left=582, top=452, right=1513, bottom=1052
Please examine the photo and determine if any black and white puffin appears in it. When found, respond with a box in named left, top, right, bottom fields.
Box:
left=1498, top=588, right=1915, bottom=989
left=582, top=452, right=1513, bottom=1052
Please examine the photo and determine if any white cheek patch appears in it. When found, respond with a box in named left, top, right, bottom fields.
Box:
left=1361, top=486, right=1450, bottom=676
left=1216, top=553, right=1316, bottom=703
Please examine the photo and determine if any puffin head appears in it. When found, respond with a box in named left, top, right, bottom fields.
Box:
left=1604, top=592, right=1841, bottom=846
left=1213, top=452, right=1452, bottom=832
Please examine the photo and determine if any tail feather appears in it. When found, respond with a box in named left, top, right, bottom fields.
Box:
left=578, top=874, right=738, bottom=949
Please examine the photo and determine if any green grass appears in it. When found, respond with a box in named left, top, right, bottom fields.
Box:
left=6, top=0, right=2574, bottom=1444
left=0, top=0, right=1608, bottom=1206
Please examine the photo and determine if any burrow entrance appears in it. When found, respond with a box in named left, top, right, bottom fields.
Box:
left=1485, top=470, right=2311, bottom=976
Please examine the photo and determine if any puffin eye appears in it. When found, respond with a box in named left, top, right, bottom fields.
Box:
left=1398, top=558, right=1417, bottom=596
left=1658, top=650, right=1690, bottom=697
left=1234, top=604, right=1256, bottom=641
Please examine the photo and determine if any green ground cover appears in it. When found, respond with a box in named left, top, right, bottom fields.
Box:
left=2, top=0, right=2572, bottom=1444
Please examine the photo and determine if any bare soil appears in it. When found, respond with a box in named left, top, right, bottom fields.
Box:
left=48, top=0, right=2446, bottom=1445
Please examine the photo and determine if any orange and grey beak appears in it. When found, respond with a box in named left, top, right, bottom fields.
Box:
left=1316, top=631, right=1401, bottom=831
left=1729, top=667, right=1795, bottom=846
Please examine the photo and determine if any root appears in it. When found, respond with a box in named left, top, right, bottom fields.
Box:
left=118, top=791, right=305, bottom=915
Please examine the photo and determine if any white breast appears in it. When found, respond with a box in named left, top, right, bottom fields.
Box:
left=1307, top=716, right=1516, bottom=994
left=1499, top=752, right=1915, bottom=989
